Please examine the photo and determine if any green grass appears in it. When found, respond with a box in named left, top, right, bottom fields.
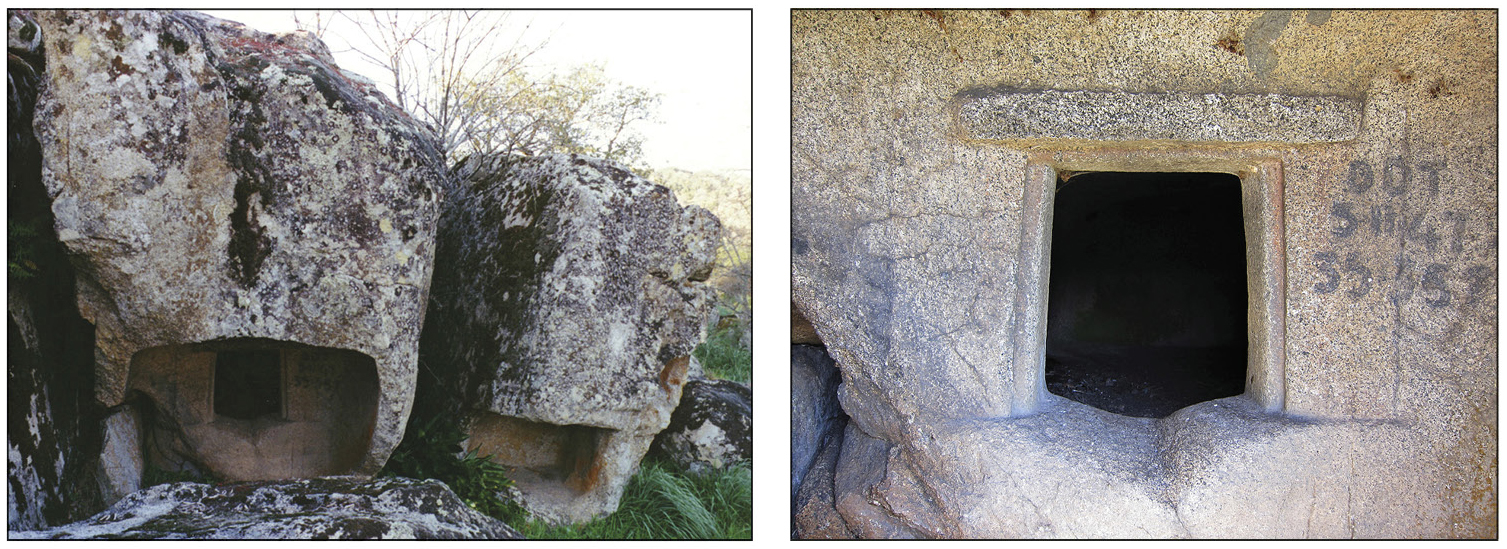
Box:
left=696, top=324, right=751, bottom=384
left=514, top=459, right=751, bottom=539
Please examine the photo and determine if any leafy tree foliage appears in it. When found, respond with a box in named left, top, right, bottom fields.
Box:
left=452, top=64, right=661, bottom=173
left=654, top=169, right=751, bottom=344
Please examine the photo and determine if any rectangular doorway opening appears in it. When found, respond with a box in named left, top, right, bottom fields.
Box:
left=214, top=349, right=283, bottom=420
left=1045, top=172, right=1247, bottom=418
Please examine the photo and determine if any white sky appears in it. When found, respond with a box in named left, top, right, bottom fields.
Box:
left=205, top=10, right=752, bottom=173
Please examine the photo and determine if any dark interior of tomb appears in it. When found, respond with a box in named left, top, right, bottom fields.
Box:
left=1045, top=171, right=1247, bottom=418
left=214, top=349, right=282, bottom=420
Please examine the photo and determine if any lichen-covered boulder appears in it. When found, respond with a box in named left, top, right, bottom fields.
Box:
left=30, top=9, right=443, bottom=488
left=650, top=378, right=752, bottom=473
left=422, top=153, right=719, bottom=524
left=8, top=477, right=523, bottom=539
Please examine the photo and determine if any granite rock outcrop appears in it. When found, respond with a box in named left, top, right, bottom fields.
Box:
left=26, top=7, right=444, bottom=501
left=422, top=153, right=720, bottom=524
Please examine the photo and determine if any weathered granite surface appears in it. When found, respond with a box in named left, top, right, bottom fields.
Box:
left=791, top=304, right=824, bottom=345
left=29, top=9, right=444, bottom=488
left=793, top=9, right=1496, bottom=538
left=425, top=153, right=719, bottom=524
left=9, top=477, right=523, bottom=539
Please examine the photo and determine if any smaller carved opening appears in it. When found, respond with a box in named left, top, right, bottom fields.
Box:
left=465, top=413, right=611, bottom=496
left=214, top=349, right=282, bottom=420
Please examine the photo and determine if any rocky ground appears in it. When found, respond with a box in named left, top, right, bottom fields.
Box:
left=1044, top=344, right=1246, bottom=418
left=10, top=477, right=523, bottom=539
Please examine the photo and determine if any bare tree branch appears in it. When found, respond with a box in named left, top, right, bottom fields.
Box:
left=325, top=10, right=659, bottom=170
left=290, top=10, right=334, bottom=39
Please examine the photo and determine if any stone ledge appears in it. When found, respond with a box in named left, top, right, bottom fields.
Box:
left=956, top=89, right=1362, bottom=143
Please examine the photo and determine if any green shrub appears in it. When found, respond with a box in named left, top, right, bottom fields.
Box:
left=696, top=323, right=751, bottom=384
left=379, top=416, right=524, bottom=523
left=516, top=459, right=751, bottom=539
left=8, top=219, right=39, bottom=279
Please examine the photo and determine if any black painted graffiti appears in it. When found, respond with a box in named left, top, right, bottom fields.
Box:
left=1345, top=157, right=1441, bottom=198
left=1313, top=252, right=1487, bottom=309
left=1313, top=251, right=1340, bottom=294
left=1463, top=265, right=1493, bottom=306
left=1329, top=201, right=1454, bottom=252
left=1310, top=250, right=1375, bottom=299
left=1418, top=262, right=1451, bottom=308
left=1344, top=159, right=1372, bottom=194
left=1379, top=256, right=1445, bottom=308
left=1344, top=252, right=1371, bottom=300
left=1314, top=156, right=1490, bottom=310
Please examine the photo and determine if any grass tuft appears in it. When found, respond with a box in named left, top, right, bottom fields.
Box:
left=696, top=323, right=751, bottom=384
left=515, top=459, right=751, bottom=539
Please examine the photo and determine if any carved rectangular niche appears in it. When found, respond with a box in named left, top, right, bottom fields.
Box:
left=127, top=338, right=380, bottom=480
left=1012, top=153, right=1287, bottom=415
